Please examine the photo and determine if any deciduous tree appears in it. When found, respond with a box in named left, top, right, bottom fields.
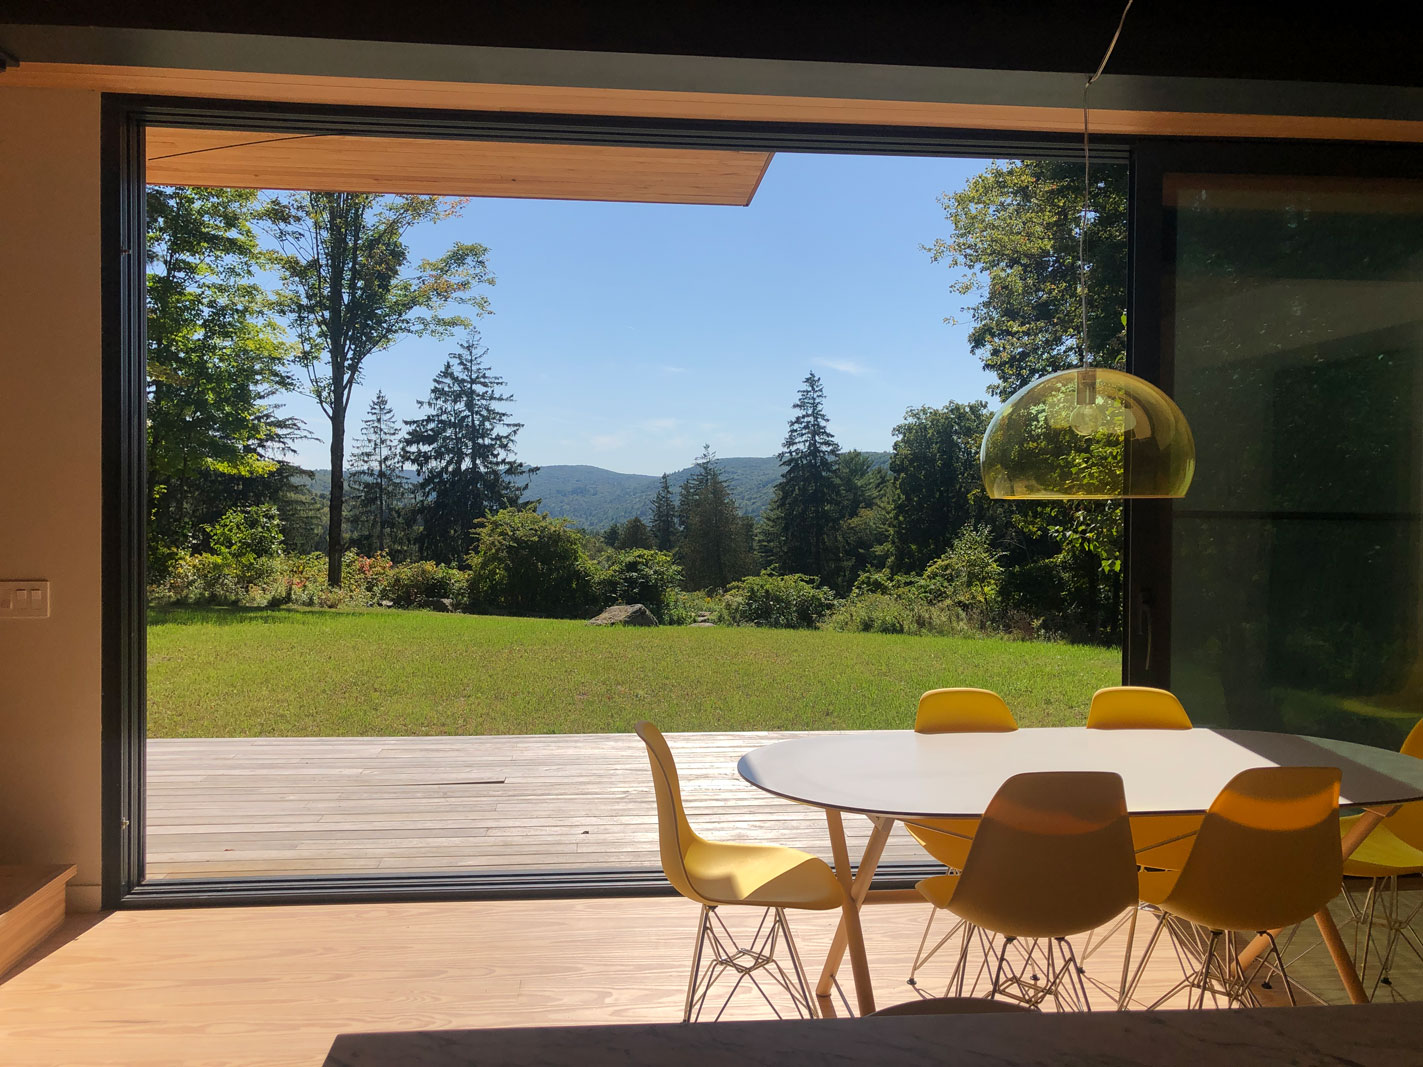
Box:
left=260, top=192, right=493, bottom=585
left=146, top=186, right=299, bottom=569
left=887, top=402, right=991, bottom=573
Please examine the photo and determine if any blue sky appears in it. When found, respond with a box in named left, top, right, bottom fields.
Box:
left=275, top=152, right=1000, bottom=475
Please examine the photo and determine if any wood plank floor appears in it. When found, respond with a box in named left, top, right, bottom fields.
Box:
left=146, top=732, right=934, bottom=879
left=4, top=892, right=1406, bottom=1067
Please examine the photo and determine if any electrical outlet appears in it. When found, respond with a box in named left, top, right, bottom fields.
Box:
left=0, top=580, right=49, bottom=618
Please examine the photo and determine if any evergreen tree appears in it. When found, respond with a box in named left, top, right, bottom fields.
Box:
left=602, top=522, right=623, bottom=548
left=650, top=474, right=678, bottom=550
left=403, top=331, right=533, bottom=563
left=769, top=372, right=842, bottom=580
left=348, top=390, right=409, bottom=556
left=616, top=516, right=656, bottom=550
left=677, top=446, right=755, bottom=590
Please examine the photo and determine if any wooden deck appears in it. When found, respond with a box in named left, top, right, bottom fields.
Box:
left=146, top=732, right=931, bottom=880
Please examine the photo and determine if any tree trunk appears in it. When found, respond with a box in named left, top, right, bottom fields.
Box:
left=327, top=407, right=345, bottom=587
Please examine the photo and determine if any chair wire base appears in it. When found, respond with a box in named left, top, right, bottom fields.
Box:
left=909, top=904, right=1132, bottom=1011
left=1125, top=909, right=1296, bottom=1010
left=1342, top=875, right=1423, bottom=1000
left=1274, top=877, right=1423, bottom=1002
left=682, top=905, right=826, bottom=1023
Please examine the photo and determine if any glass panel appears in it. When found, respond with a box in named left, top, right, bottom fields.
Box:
left=1168, top=175, right=1423, bottom=747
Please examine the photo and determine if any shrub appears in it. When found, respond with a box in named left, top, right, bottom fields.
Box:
left=915, top=525, right=1004, bottom=608
left=849, top=567, right=897, bottom=598
left=717, top=572, right=837, bottom=629
left=384, top=559, right=466, bottom=608
left=821, top=593, right=968, bottom=637
left=205, top=504, right=284, bottom=593
left=466, top=508, right=596, bottom=618
left=595, top=549, right=683, bottom=619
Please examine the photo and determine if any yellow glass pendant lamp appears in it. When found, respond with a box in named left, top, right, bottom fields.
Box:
left=979, top=366, right=1195, bottom=499
left=978, top=0, right=1195, bottom=500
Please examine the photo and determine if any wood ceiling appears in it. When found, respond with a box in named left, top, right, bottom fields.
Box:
left=144, top=127, right=773, bottom=205
left=9, top=63, right=1423, bottom=144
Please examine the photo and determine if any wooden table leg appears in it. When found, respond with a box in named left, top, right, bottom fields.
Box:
left=1314, top=905, right=1370, bottom=1004
left=816, top=816, right=894, bottom=1017
left=819, top=809, right=885, bottom=1017
left=1236, top=805, right=1395, bottom=998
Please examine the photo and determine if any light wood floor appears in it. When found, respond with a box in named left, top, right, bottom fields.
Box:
left=146, top=732, right=932, bottom=879
left=4, top=892, right=1408, bottom=1067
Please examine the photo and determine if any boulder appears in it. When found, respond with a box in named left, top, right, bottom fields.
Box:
left=419, top=597, right=456, bottom=613
left=588, top=603, right=659, bottom=627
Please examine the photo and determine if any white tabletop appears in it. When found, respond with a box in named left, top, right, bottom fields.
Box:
left=737, top=728, right=1423, bottom=819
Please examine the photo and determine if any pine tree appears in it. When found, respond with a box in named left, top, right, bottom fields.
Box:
left=770, top=371, right=842, bottom=580
left=650, top=474, right=678, bottom=551
left=677, top=446, right=755, bottom=590
left=403, top=331, right=534, bottom=563
left=348, top=391, right=409, bottom=556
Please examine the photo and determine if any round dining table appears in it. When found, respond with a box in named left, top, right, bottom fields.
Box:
left=738, top=726, right=1423, bottom=1016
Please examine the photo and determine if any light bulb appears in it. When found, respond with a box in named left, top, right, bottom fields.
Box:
left=1070, top=402, right=1104, bottom=436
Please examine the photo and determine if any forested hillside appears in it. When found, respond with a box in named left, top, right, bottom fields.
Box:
left=303, top=453, right=890, bottom=530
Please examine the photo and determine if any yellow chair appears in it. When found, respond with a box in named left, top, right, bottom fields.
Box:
left=634, top=721, right=845, bottom=1022
left=903, top=689, right=1017, bottom=991
left=914, top=771, right=1138, bottom=1010
left=1126, top=766, right=1342, bottom=1009
left=1087, top=686, right=1199, bottom=874
left=1333, top=718, right=1423, bottom=997
left=1086, top=685, right=1192, bottom=730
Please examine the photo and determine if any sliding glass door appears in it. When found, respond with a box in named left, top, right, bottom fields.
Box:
left=1129, top=144, right=1423, bottom=747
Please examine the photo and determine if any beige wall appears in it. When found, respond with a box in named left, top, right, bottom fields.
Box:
left=0, top=86, right=104, bottom=911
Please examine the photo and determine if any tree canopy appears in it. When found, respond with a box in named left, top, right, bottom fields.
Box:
left=146, top=186, right=299, bottom=569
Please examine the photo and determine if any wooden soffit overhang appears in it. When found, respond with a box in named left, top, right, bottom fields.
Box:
left=144, top=127, right=772, bottom=205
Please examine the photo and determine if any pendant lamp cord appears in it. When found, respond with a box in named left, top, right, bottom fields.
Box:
left=1079, top=0, right=1135, bottom=366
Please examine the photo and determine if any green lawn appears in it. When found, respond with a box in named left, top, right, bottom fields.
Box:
left=147, top=606, right=1121, bottom=738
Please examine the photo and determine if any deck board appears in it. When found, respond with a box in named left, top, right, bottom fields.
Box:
left=145, top=732, right=932, bottom=880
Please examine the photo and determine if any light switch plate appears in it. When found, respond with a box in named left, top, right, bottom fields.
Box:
left=0, top=580, right=49, bottom=618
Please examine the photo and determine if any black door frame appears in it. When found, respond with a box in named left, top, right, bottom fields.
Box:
left=106, top=89, right=1256, bottom=907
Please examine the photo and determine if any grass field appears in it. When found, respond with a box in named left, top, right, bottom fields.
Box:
left=147, top=606, right=1121, bottom=738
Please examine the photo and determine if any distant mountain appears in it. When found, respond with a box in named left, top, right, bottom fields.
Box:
left=299, top=452, right=890, bottom=531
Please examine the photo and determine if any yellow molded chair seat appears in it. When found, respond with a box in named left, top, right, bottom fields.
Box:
left=1088, top=686, right=1198, bottom=871
left=1137, top=766, right=1342, bottom=933
left=1086, top=686, right=1192, bottom=730
left=907, top=689, right=1018, bottom=870
left=681, top=838, right=844, bottom=910
left=1340, top=819, right=1423, bottom=879
left=1343, top=717, right=1423, bottom=864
